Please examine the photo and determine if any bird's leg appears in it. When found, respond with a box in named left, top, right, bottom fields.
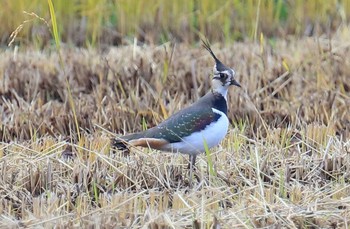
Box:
left=188, top=154, right=197, bottom=187
left=187, top=154, right=197, bottom=169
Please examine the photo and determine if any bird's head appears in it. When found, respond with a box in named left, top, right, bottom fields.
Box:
left=202, top=40, right=240, bottom=96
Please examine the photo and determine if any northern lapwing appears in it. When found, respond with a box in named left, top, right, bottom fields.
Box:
left=112, top=40, right=241, bottom=183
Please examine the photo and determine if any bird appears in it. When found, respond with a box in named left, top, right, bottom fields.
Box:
left=112, top=39, right=241, bottom=183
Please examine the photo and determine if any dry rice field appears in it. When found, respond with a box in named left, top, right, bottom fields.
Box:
left=0, top=31, right=350, bottom=228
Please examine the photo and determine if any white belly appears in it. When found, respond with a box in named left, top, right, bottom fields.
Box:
left=161, top=108, right=229, bottom=155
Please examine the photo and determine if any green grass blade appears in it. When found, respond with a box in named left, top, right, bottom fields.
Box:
left=203, top=138, right=216, bottom=177
left=47, top=0, right=81, bottom=142
left=47, top=0, right=60, bottom=50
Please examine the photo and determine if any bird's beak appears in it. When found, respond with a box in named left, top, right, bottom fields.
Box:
left=230, top=78, right=241, bottom=87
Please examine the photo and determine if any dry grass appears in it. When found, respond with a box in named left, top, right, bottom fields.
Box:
left=1, top=28, right=350, bottom=227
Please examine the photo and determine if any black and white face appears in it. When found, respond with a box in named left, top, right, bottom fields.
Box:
left=212, top=65, right=240, bottom=87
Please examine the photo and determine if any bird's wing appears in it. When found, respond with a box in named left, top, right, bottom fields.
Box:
left=143, top=105, right=221, bottom=143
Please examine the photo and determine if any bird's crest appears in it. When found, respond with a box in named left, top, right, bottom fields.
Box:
left=201, top=39, right=228, bottom=72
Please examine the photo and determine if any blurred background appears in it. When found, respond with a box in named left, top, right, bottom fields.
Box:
left=2, top=0, right=350, bottom=47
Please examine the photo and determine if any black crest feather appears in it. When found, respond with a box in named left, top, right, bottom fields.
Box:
left=201, top=39, right=227, bottom=72
left=201, top=39, right=219, bottom=62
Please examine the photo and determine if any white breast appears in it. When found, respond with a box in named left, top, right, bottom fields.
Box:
left=162, top=108, right=229, bottom=155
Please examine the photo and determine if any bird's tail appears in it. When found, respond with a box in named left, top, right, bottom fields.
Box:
left=111, top=133, right=143, bottom=151
left=111, top=138, right=128, bottom=151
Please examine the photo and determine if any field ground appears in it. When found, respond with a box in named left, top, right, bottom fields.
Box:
left=0, top=30, right=350, bottom=228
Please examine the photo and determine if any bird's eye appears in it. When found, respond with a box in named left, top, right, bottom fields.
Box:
left=219, top=73, right=226, bottom=78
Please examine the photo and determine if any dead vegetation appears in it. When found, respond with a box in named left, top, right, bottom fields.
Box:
left=0, top=32, right=350, bottom=228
